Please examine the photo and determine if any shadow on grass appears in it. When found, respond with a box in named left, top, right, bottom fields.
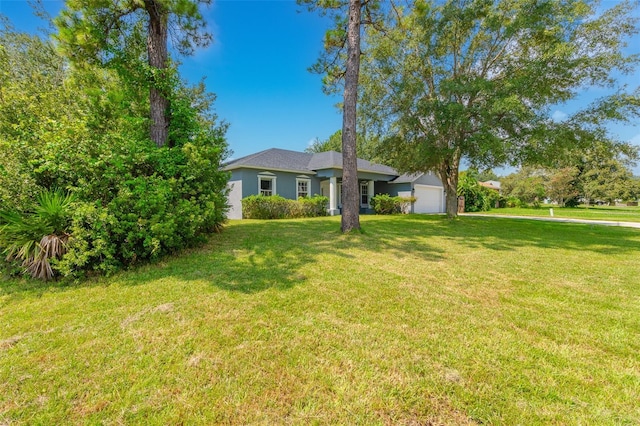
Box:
left=399, top=215, right=640, bottom=254
left=124, top=216, right=446, bottom=294
left=2, top=214, right=638, bottom=298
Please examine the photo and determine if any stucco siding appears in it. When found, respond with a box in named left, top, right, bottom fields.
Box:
left=413, top=172, right=443, bottom=187
left=389, top=182, right=412, bottom=196
left=232, top=168, right=320, bottom=200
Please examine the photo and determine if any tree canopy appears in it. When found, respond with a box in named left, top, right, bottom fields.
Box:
left=55, top=0, right=212, bottom=148
left=305, top=129, right=385, bottom=163
left=0, top=16, right=229, bottom=279
left=359, top=0, right=640, bottom=217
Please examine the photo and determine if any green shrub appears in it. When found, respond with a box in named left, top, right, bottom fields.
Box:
left=505, top=196, right=527, bottom=208
left=0, top=189, right=75, bottom=280
left=564, top=197, right=580, bottom=208
left=0, top=33, right=230, bottom=278
left=457, top=172, right=500, bottom=212
left=370, top=194, right=416, bottom=215
left=55, top=139, right=230, bottom=277
left=297, top=196, right=329, bottom=217
left=371, top=194, right=397, bottom=214
left=242, top=195, right=290, bottom=219
left=241, top=195, right=328, bottom=219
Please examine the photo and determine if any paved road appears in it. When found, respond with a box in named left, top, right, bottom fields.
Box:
left=460, top=213, right=640, bottom=229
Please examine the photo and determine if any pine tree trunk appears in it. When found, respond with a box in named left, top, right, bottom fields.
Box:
left=341, top=0, right=362, bottom=233
left=146, top=0, right=169, bottom=148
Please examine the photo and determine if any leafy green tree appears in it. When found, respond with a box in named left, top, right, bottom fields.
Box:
left=0, top=20, right=77, bottom=210
left=306, top=131, right=343, bottom=154
left=305, top=129, right=385, bottom=163
left=476, top=169, right=500, bottom=183
left=580, top=157, right=636, bottom=204
left=360, top=0, right=640, bottom=218
left=547, top=141, right=638, bottom=205
left=457, top=170, right=499, bottom=212
left=55, top=0, right=212, bottom=148
left=501, top=168, right=547, bottom=204
left=545, top=167, right=580, bottom=207
left=0, top=21, right=229, bottom=278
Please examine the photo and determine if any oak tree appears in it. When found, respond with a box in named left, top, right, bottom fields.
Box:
left=360, top=0, right=640, bottom=217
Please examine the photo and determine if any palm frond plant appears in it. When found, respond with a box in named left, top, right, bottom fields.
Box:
left=0, top=189, right=75, bottom=280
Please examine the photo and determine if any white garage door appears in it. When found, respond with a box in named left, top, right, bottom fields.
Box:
left=412, top=184, right=444, bottom=213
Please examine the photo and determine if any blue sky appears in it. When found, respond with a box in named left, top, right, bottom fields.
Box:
left=1, top=0, right=639, bottom=173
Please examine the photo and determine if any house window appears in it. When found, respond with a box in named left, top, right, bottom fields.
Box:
left=297, top=178, right=310, bottom=199
left=258, top=175, right=276, bottom=196
left=360, top=183, right=369, bottom=207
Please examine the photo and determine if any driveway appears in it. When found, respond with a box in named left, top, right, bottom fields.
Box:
left=460, top=213, right=640, bottom=229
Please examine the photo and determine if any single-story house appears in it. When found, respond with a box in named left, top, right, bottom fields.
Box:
left=224, top=148, right=445, bottom=219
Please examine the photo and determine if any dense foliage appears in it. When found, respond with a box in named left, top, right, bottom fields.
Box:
left=457, top=172, right=500, bottom=212
left=500, top=160, right=640, bottom=207
left=0, top=21, right=229, bottom=278
left=305, top=130, right=385, bottom=164
left=55, top=0, right=213, bottom=147
left=370, top=194, right=416, bottom=215
left=241, top=195, right=329, bottom=220
left=359, top=0, right=640, bottom=218
left=0, top=189, right=75, bottom=279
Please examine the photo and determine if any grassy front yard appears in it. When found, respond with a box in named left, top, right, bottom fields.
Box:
left=2, top=215, right=639, bottom=424
left=477, top=205, right=640, bottom=222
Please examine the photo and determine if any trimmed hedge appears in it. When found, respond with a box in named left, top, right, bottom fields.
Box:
left=242, top=195, right=329, bottom=219
left=370, top=194, right=416, bottom=214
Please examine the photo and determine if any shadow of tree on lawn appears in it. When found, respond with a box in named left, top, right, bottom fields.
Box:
left=2, top=214, right=638, bottom=298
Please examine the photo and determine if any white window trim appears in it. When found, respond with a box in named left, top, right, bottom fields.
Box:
left=360, top=182, right=369, bottom=207
left=296, top=177, right=311, bottom=199
left=258, top=173, right=276, bottom=196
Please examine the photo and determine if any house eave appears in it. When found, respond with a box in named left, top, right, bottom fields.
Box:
left=224, top=165, right=317, bottom=175
left=312, top=166, right=398, bottom=178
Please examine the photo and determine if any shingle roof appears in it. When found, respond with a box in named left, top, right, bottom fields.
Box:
left=392, top=173, right=425, bottom=184
left=224, top=148, right=314, bottom=173
left=224, top=148, right=399, bottom=177
left=354, top=157, right=398, bottom=175
left=306, top=150, right=343, bottom=170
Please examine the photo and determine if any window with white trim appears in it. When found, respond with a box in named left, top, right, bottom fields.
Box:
left=297, top=177, right=310, bottom=199
left=360, top=182, right=369, bottom=207
left=258, top=175, right=276, bottom=196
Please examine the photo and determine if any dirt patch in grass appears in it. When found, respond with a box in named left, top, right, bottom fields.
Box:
left=120, top=302, right=175, bottom=327
left=0, top=335, right=23, bottom=350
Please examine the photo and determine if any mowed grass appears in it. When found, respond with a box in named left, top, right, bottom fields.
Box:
left=1, top=215, right=639, bottom=425
left=477, top=205, right=640, bottom=222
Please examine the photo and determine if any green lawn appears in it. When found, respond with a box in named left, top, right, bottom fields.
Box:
left=1, top=215, right=639, bottom=424
left=476, top=204, right=640, bottom=222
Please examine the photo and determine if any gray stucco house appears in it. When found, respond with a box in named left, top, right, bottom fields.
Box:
left=224, top=148, right=445, bottom=219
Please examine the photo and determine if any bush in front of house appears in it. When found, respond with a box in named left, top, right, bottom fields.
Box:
left=296, top=196, right=329, bottom=217
left=241, top=195, right=329, bottom=219
left=370, top=194, right=416, bottom=214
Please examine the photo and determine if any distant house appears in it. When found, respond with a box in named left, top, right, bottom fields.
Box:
left=479, top=180, right=501, bottom=192
left=223, top=148, right=446, bottom=219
